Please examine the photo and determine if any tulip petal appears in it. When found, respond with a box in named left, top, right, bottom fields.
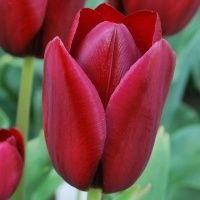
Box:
left=95, top=3, right=124, bottom=22
left=74, top=21, right=141, bottom=108
left=0, top=0, right=47, bottom=56
left=102, top=39, right=175, bottom=193
left=33, top=0, right=85, bottom=57
left=122, top=11, right=162, bottom=54
left=110, top=0, right=200, bottom=35
left=107, top=0, right=122, bottom=12
left=0, top=128, right=24, bottom=160
left=10, top=128, right=25, bottom=160
left=43, top=37, right=106, bottom=190
left=0, top=143, right=23, bottom=200
left=157, top=0, right=200, bottom=35
left=65, top=8, right=104, bottom=55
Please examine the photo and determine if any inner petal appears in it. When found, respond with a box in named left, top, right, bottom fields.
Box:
left=74, top=21, right=141, bottom=109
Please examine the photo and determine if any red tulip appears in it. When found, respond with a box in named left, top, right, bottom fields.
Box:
left=108, top=0, right=200, bottom=36
left=0, top=128, right=24, bottom=200
left=42, top=3, right=176, bottom=193
left=0, top=0, right=85, bottom=58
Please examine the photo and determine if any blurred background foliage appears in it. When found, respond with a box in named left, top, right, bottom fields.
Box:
left=0, top=0, right=199, bottom=200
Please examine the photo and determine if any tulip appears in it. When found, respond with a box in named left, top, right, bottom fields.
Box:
left=42, top=3, right=176, bottom=193
left=0, top=128, right=24, bottom=200
left=108, top=0, right=200, bottom=36
left=0, top=0, right=85, bottom=58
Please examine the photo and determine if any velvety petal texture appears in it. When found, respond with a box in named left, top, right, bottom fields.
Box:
left=0, top=0, right=47, bottom=56
left=0, top=0, right=85, bottom=57
left=43, top=3, right=176, bottom=193
left=0, top=128, right=24, bottom=200
left=103, top=39, right=175, bottom=192
left=74, top=21, right=141, bottom=108
left=108, top=0, right=200, bottom=36
left=43, top=37, right=106, bottom=190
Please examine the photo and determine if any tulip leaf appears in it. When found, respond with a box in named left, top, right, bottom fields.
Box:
left=31, top=169, right=63, bottom=200
left=0, top=57, right=22, bottom=126
left=0, top=107, right=9, bottom=128
left=32, top=88, right=43, bottom=135
left=167, top=124, right=200, bottom=200
left=135, top=126, right=170, bottom=200
left=85, top=0, right=106, bottom=9
left=167, top=103, right=200, bottom=133
left=162, top=23, right=200, bottom=128
left=191, top=54, right=200, bottom=91
left=167, top=187, right=200, bottom=200
left=26, top=131, right=52, bottom=198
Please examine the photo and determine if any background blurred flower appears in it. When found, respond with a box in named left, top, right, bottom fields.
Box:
left=108, top=0, right=200, bottom=36
left=0, top=0, right=85, bottom=57
left=0, top=128, right=24, bottom=200
left=43, top=4, right=175, bottom=193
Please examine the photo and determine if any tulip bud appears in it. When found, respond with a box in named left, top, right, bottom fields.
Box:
left=108, top=0, right=200, bottom=36
left=43, top=3, right=176, bottom=193
left=0, top=0, right=85, bottom=57
left=0, top=128, right=24, bottom=200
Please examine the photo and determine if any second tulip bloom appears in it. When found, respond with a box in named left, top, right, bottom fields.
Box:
left=0, top=0, right=85, bottom=57
left=108, top=0, right=200, bottom=36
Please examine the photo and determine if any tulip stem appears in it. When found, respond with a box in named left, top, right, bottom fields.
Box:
left=87, top=188, right=102, bottom=200
left=16, top=56, right=35, bottom=139
left=76, top=190, right=81, bottom=200
left=12, top=56, right=35, bottom=200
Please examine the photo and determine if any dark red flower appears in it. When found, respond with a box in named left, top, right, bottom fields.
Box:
left=42, top=3, right=176, bottom=193
left=0, top=128, right=24, bottom=200
left=0, top=0, right=85, bottom=57
left=108, top=0, right=200, bottom=36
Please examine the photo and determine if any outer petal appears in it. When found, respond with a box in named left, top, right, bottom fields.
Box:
left=74, top=21, right=140, bottom=108
left=102, top=39, right=176, bottom=193
left=95, top=3, right=124, bottom=22
left=33, top=0, right=85, bottom=57
left=122, top=11, right=162, bottom=54
left=42, top=37, right=106, bottom=190
left=0, top=0, right=47, bottom=56
left=65, top=8, right=104, bottom=55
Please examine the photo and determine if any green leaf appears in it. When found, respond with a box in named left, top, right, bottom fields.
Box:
left=162, top=25, right=200, bottom=128
left=0, top=108, right=10, bottom=128
left=168, top=187, right=200, bottom=200
left=191, top=54, right=200, bottom=91
left=26, top=131, right=52, bottom=198
left=135, top=127, right=170, bottom=200
left=170, top=124, right=200, bottom=188
left=167, top=103, right=200, bottom=133
left=85, top=0, right=106, bottom=9
left=31, top=169, right=63, bottom=200
left=168, top=125, right=200, bottom=200
left=32, top=89, right=43, bottom=136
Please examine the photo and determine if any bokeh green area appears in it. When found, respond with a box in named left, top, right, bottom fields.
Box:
left=0, top=1, right=200, bottom=200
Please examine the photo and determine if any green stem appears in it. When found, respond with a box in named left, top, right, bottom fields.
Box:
left=76, top=190, right=81, bottom=200
left=16, top=56, right=35, bottom=139
left=12, top=56, right=35, bottom=200
left=87, top=188, right=102, bottom=200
